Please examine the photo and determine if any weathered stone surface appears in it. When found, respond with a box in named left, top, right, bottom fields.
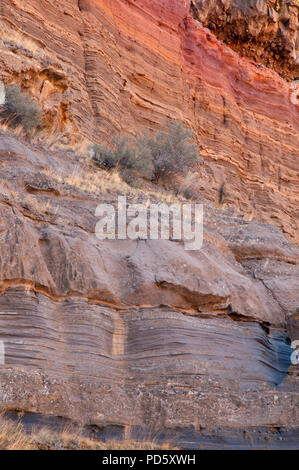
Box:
left=0, top=0, right=298, bottom=241
left=0, top=291, right=296, bottom=428
left=0, top=135, right=297, bottom=325
left=0, top=0, right=298, bottom=449
left=0, top=133, right=297, bottom=447
left=191, top=0, right=299, bottom=78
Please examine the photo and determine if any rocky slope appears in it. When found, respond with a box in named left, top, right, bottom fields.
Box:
left=0, top=0, right=298, bottom=449
left=0, top=132, right=298, bottom=448
left=0, top=0, right=298, bottom=241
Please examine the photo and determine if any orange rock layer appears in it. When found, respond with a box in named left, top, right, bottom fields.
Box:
left=0, top=0, right=298, bottom=241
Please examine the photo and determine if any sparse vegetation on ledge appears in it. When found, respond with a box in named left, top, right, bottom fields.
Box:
left=0, top=84, right=42, bottom=134
left=91, top=120, right=201, bottom=187
left=0, top=415, right=176, bottom=450
left=0, top=79, right=201, bottom=198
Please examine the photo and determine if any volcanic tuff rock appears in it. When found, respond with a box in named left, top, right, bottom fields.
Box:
left=0, top=133, right=298, bottom=447
left=0, top=0, right=298, bottom=241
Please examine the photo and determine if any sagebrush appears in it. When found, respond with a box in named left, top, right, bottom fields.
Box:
left=92, top=121, right=200, bottom=185
left=91, top=135, right=153, bottom=184
left=0, top=84, right=42, bottom=132
left=139, top=120, right=200, bottom=183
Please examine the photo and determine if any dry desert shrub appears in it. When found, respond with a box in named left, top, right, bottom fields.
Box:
left=0, top=415, right=34, bottom=450
left=91, top=134, right=153, bottom=184
left=0, top=84, right=42, bottom=133
left=139, top=120, right=200, bottom=184
left=92, top=121, right=200, bottom=186
left=0, top=415, right=177, bottom=450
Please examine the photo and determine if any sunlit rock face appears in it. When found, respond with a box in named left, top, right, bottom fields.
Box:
left=0, top=0, right=298, bottom=241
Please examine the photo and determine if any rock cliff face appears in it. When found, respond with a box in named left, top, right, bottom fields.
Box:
left=191, top=0, right=299, bottom=79
left=0, top=133, right=298, bottom=448
left=0, top=0, right=298, bottom=241
left=0, top=0, right=298, bottom=449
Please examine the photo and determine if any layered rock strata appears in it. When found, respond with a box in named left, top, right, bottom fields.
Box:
left=0, top=133, right=297, bottom=447
left=0, top=0, right=298, bottom=241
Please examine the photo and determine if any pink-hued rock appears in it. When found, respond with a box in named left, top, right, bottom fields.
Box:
left=0, top=0, right=298, bottom=241
left=0, top=0, right=298, bottom=448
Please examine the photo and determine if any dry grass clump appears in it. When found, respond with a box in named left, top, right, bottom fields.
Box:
left=0, top=415, right=176, bottom=450
left=0, top=416, right=33, bottom=450
left=42, top=166, right=133, bottom=197
left=0, top=116, right=65, bottom=146
left=42, top=165, right=182, bottom=206
left=0, top=121, right=28, bottom=138
left=32, top=428, right=175, bottom=450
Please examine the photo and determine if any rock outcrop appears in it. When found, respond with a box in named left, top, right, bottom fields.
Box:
left=0, top=0, right=298, bottom=449
left=0, top=133, right=298, bottom=448
left=0, top=0, right=298, bottom=241
left=191, top=0, right=299, bottom=79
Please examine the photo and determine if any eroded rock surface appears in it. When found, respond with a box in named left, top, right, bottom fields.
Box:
left=0, top=0, right=298, bottom=241
left=191, top=0, right=299, bottom=78
left=0, top=133, right=298, bottom=447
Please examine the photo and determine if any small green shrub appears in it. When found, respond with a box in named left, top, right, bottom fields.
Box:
left=139, top=120, right=200, bottom=183
left=1, top=84, right=42, bottom=132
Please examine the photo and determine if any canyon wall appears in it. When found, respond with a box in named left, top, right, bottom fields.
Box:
left=0, top=133, right=298, bottom=447
left=0, top=0, right=298, bottom=448
left=0, top=0, right=298, bottom=242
